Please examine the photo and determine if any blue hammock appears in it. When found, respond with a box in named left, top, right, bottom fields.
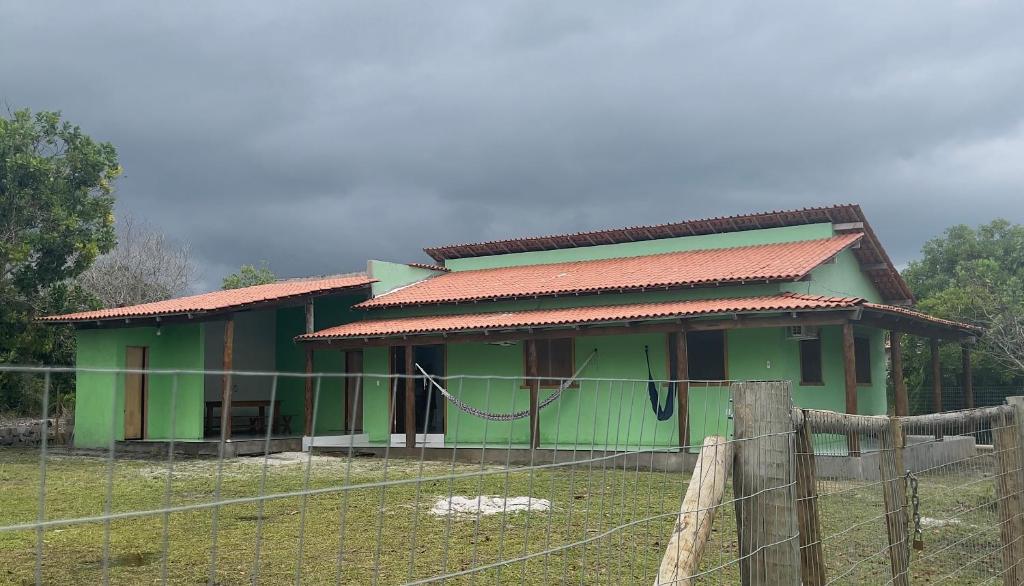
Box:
left=644, top=345, right=674, bottom=421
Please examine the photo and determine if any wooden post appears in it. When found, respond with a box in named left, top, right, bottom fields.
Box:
left=795, top=411, right=826, bottom=586
left=930, top=338, right=943, bottom=413
left=404, top=344, right=416, bottom=448
left=841, top=322, right=861, bottom=456
left=992, top=406, right=1024, bottom=586
left=526, top=339, right=540, bottom=449
left=304, top=347, right=315, bottom=436
left=656, top=435, right=733, bottom=586
left=962, top=345, right=975, bottom=409
left=732, top=381, right=800, bottom=586
left=890, top=331, right=909, bottom=417
left=305, top=298, right=314, bottom=334
left=221, top=317, right=235, bottom=439
left=879, top=417, right=910, bottom=586
left=931, top=338, right=943, bottom=440
left=674, top=331, right=690, bottom=450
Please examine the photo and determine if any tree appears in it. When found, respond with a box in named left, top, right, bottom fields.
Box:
left=222, top=262, right=276, bottom=289
left=0, top=109, right=120, bottom=411
left=901, top=220, right=1024, bottom=408
left=78, top=214, right=197, bottom=307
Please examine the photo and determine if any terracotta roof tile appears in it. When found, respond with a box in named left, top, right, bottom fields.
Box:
left=42, top=275, right=375, bottom=323
left=300, top=293, right=862, bottom=340
left=423, top=204, right=914, bottom=303
left=358, top=234, right=862, bottom=309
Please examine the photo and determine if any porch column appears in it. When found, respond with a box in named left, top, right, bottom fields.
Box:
left=221, top=316, right=235, bottom=439
left=673, top=331, right=689, bottom=449
left=890, top=331, right=908, bottom=416
left=304, top=299, right=315, bottom=436
left=304, top=347, right=315, bottom=435
left=930, top=338, right=943, bottom=413
left=404, top=343, right=416, bottom=448
left=841, top=321, right=860, bottom=456
left=931, top=338, right=943, bottom=440
left=962, top=344, right=974, bottom=409
left=526, top=339, right=540, bottom=450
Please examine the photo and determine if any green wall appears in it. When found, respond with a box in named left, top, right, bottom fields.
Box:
left=275, top=293, right=366, bottom=435
left=444, top=223, right=835, bottom=271
left=368, top=260, right=444, bottom=296
left=356, top=324, right=889, bottom=450
left=74, top=323, right=205, bottom=448
left=783, top=249, right=884, bottom=302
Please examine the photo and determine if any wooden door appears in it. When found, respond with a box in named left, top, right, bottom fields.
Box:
left=124, top=346, right=147, bottom=440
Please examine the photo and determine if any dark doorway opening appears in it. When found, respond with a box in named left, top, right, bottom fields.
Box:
left=391, top=345, right=445, bottom=435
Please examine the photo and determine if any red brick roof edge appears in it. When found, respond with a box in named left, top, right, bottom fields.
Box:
left=300, top=293, right=978, bottom=342
left=41, top=275, right=376, bottom=323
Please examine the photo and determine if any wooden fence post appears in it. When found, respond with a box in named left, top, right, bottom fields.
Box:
left=879, top=417, right=910, bottom=586
left=656, top=436, right=733, bottom=586
left=731, top=381, right=800, bottom=586
left=794, top=410, right=826, bottom=586
left=992, top=405, right=1024, bottom=586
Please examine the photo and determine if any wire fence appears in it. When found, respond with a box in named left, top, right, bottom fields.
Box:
left=1, top=365, right=1023, bottom=585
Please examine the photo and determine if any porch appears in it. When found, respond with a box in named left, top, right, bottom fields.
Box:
left=297, top=293, right=981, bottom=452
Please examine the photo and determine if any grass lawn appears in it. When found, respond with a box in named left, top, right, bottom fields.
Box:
left=0, top=448, right=1006, bottom=585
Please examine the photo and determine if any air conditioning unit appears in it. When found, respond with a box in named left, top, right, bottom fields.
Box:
left=786, top=325, right=819, bottom=341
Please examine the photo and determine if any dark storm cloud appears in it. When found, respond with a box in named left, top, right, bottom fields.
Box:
left=3, top=1, right=1024, bottom=290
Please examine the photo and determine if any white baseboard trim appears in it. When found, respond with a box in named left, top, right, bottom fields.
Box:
left=390, top=433, right=445, bottom=448
left=302, top=433, right=371, bottom=451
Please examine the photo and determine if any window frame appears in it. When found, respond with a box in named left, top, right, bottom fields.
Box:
left=523, top=337, right=577, bottom=389
left=798, top=337, right=824, bottom=386
left=683, top=330, right=728, bottom=383
left=854, top=336, right=872, bottom=385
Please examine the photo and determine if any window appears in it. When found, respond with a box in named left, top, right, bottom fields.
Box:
left=855, top=337, right=872, bottom=384
left=687, top=330, right=727, bottom=381
left=799, top=339, right=823, bottom=384
left=528, top=338, right=574, bottom=387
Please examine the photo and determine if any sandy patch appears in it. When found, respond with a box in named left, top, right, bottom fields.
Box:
left=430, top=495, right=551, bottom=518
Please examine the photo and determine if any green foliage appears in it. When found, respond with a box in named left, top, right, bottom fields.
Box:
left=0, top=109, right=119, bottom=411
left=221, top=262, right=276, bottom=290
left=901, top=220, right=1024, bottom=403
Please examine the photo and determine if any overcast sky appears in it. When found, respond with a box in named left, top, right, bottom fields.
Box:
left=3, top=2, right=1024, bottom=291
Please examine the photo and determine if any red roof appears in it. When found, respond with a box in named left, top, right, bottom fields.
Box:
left=42, top=275, right=375, bottom=323
left=423, top=204, right=913, bottom=303
left=300, top=293, right=979, bottom=342
left=359, top=234, right=862, bottom=309
left=301, top=293, right=862, bottom=340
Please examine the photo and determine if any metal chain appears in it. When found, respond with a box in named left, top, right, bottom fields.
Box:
left=906, top=470, right=924, bottom=554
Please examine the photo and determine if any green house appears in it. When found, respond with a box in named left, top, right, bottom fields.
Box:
left=46, top=204, right=979, bottom=452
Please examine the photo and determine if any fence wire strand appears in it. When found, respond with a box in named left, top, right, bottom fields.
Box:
left=2, top=365, right=1023, bottom=584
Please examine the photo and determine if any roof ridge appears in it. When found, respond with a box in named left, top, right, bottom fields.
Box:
left=424, top=204, right=859, bottom=257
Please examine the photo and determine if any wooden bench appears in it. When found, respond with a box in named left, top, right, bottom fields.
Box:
left=204, top=400, right=291, bottom=435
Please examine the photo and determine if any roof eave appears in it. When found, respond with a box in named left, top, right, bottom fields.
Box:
left=40, top=282, right=375, bottom=325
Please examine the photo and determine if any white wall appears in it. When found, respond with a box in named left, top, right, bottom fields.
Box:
left=204, top=309, right=278, bottom=403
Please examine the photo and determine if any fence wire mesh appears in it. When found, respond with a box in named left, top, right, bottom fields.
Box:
left=1, top=365, right=1023, bottom=585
